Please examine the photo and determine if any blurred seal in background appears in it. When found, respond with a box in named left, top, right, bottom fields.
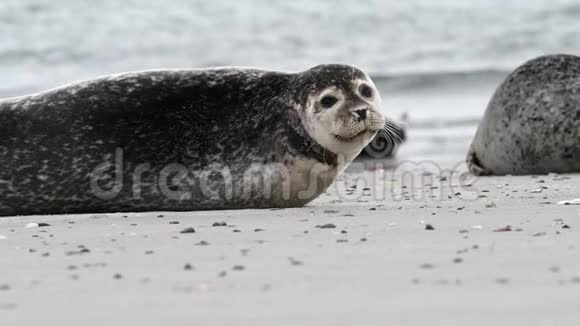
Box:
left=467, top=54, right=580, bottom=175
left=358, top=119, right=406, bottom=160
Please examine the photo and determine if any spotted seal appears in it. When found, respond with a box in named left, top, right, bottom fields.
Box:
left=467, top=54, right=580, bottom=176
left=0, top=65, right=390, bottom=216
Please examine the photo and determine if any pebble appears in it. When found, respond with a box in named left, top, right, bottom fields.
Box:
left=66, top=248, right=91, bottom=256
left=180, top=227, right=196, bottom=234
left=25, top=223, right=39, bottom=228
left=484, top=200, right=497, bottom=208
left=549, top=266, right=561, bottom=273
left=288, top=257, right=304, bottom=266
left=420, top=263, right=435, bottom=269
left=317, top=223, right=336, bottom=229
left=557, top=199, right=580, bottom=205
left=232, top=265, right=245, bottom=271
left=494, top=225, right=513, bottom=232
left=495, top=278, right=510, bottom=285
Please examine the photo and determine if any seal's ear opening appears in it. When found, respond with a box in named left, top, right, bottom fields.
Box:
left=359, top=120, right=406, bottom=159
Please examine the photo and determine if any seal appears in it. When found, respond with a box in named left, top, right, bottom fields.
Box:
left=467, top=54, right=580, bottom=176
left=0, top=65, right=390, bottom=216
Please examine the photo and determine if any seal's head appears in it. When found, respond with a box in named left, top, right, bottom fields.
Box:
left=292, top=64, right=386, bottom=160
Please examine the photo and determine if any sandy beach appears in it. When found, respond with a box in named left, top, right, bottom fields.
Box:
left=2, top=1, right=580, bottom=325
left=1, top=167, right=579, bottom=326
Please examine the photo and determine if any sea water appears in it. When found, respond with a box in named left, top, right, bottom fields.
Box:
left=1, top=0, right=579, bottom=165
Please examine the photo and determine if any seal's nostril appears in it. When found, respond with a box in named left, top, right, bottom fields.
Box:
left=354, top=109, right=367, bottom=121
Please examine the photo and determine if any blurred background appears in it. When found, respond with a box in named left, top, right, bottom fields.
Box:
left=1, top=0, right=580, bottom=165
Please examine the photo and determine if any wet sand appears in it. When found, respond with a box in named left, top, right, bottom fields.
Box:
left=1, top=170, right=580, bottom=325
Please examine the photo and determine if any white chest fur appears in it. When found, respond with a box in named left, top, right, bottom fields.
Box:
left=271, top=154, right=345, bottom=206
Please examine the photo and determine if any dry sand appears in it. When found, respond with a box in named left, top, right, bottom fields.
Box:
left=1, top=168, right=580, bottom=326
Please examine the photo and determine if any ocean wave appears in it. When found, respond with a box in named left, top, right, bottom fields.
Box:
left=405, top=116, right=482, bottom=129
left=371, top=68, right=510, bottom=93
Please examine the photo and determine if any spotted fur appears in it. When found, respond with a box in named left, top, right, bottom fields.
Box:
left=467, top=54, right=580, bottom=175
left=0, top=65, right=385, bottom=216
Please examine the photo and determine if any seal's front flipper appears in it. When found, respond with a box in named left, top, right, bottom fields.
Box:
left=466, top=147, right=491, bottom=176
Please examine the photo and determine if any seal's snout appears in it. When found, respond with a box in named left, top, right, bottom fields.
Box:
left=353, top=108, right=368, bottom=121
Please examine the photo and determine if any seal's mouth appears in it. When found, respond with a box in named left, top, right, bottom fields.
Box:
left=333, top=128, right=378, bottom=143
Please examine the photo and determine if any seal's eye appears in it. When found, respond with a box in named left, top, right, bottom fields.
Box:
left=320, top=95, right=338, bottom=108
left=359, top=84, right=373, bottom=98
